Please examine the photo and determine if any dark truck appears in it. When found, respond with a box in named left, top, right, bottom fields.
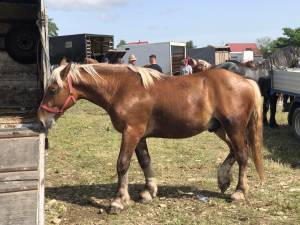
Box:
left=49, top=34, right=125, bottom=64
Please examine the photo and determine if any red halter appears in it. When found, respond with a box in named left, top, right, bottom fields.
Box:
left=39, top=75, right=76, bottom=114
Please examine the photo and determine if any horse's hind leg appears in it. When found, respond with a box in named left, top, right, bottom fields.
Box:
left=226, top=128, right=249, bottom=201
left=215, top=128, right=236, bottom=193
left=135, top=138, right=158, bottom=202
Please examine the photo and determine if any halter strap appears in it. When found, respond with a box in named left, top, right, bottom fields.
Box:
left=39, top=75, right=77, bottom=114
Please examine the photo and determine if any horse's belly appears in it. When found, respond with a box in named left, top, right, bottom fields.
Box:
left=146, top=115, right=208, bottom=138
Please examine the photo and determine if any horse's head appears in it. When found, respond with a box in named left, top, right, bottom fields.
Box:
left=38, top=63, right=77, bottom=129
left=188, top=58, right=212, bottom=73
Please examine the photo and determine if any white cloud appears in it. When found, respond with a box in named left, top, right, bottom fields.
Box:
left=46, top=0, right=131, bottom=11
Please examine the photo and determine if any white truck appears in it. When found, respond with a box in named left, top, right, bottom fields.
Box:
left=118, top=42, right=186, bottom=75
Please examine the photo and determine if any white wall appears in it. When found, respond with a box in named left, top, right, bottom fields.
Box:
left=242, top=50, right=254, bottom=62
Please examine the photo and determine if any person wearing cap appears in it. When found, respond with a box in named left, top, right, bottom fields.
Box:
left=128, top=54, right=137, bottom=66
left=145, top=54, right=163, bottom=73
left=180, top=58, right=193, bottom=75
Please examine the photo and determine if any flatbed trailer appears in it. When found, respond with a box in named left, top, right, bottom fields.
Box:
left=272, top=68, right=300, bottom=139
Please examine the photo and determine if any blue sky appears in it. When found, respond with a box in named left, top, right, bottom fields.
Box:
left=46, top=0, right=300, bottom=48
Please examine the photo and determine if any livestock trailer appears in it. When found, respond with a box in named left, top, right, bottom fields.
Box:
left=187, top=46, right=230, bottom=65
left=118, top=42, right=186, bottom=75
left=0, top=0, right=49, bottom=224
left=50, top=34, right=125, bottom=64
left=272, top=69, right=300, bottom=139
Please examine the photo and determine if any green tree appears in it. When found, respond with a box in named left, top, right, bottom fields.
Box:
left=186, top=40, right=196, bottom=49
left=117, top=40, right=127, bottom=48
left=256, top=36, right=273, bottom=57
left=272, top=27, right=300, bottom=48
left=48, top=18, right=59, bottom=37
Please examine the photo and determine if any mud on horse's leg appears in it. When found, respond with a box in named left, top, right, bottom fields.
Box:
left=109, top=126, right=144, bottom=214
left=135, top=138, right=157, bottom=202
left=218, top=151, right=235, bottom=193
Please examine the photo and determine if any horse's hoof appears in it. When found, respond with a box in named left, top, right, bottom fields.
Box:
left=263, top=119, right=269, bottom=126
left=218, top=181, right=230, bottom=194
left=217, top=169, right=232, bottom=193
left=109, top=200, right=124, bottom=214
left=220, top=186, right=228, bottom=194
left=231, top=191, right=245, bottom=201
left=139, top=190, right=153, bottom=203
left=269, top=123, right=279, bottom=129
left=108, top=205, right=123, bottom=214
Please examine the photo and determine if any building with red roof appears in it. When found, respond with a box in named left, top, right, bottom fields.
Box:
left=127, top=41, right=149, bottom=45
left=226, top=43, right=263, bottom=62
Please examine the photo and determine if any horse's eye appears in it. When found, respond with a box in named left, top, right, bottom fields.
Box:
left=49, top=87, right=58, bottom=95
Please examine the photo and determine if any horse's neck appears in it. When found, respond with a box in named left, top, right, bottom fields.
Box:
left=76, top=72, right=123, bottom=111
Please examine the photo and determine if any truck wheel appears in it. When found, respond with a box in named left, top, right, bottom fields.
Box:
left=5, top=25, right=39, bottom=64
left=292, top=108, right=300, bottom=140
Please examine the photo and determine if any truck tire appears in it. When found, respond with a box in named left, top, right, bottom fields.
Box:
left=5, top=25, right=39, bottom=64
left=292, top=108, right=300, bottom=140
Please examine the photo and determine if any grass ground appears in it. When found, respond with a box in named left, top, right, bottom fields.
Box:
left=45, top=100, right=300, bottom=225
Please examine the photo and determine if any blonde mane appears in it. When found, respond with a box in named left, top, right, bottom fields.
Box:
left=49, top=63, right=163, bottom=88
left=49, top=63, right=101, bottom=88
left=127, top=65, right=163, bottom=88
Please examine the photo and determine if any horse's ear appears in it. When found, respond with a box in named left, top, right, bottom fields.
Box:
left=60, top=63, right=72, bottom=80
left=59, top=57, right=68, bottom=66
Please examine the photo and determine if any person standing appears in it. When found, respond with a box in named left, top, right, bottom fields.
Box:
left=145, top=54, right=163, bottom=72
left=128, top=54, right=137, bottom=66
left=180, top=58, right=193, bottom=75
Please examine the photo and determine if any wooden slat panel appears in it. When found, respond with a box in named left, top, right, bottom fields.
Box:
left=0, top=51, right=41, bottom=109
left=0, top=171, right=38, bottom=182
left=0, top=127, right=41, bottom=138
left=0, top=180, right=37, bottom=193
left=38, top=133, right=45, bottom=225
left=0, top=51, right=37, bottom=74
left=0, top=190, right=37, bottom=225
left=0, top=136, right=39, bottom=172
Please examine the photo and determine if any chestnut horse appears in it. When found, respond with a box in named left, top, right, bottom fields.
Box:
left=38, top=63, right=264, bottom=214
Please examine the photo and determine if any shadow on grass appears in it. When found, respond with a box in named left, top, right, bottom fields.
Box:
left=263, top=125, right=300, bottom=168
left=46, top=183, right=230, bottom=210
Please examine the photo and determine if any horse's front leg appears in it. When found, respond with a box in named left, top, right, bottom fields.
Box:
left=135, top=138, right=157, bottom=202
left=109, top=126, right=144, bottom=214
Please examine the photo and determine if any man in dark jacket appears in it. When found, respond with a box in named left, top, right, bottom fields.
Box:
left=145, top=54, right=163, bottom=72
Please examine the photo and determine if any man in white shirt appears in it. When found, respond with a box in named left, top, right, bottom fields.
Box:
left=180, top=58, right=193, bottom=75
